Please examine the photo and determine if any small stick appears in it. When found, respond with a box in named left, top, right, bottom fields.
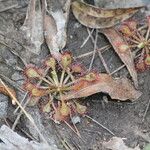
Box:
left=51, top=122, right=74, bottom=150
left=88, top=29, right=110, bottom=74
left=110, top=50, right=143, bottom=75
left=0, top=4, right=19, bottom=13
left=88, top=29, right=98, bottom=72
left=110, top=64, right=125, bottom=75
left=0, top=79, right=48, bottom=144
left=75, top=45, right=110, bottom=59
left=3, top=118, right=11, bottom=128
left=12, top=68, right=50, bottom=129
left=85, top=115, right=115, bottom=136
left=80, top=28, right=94, bottom=48
left=97, top=50, right=110, bottom=74
left=64, top=121, right=81, bottom=138
left=13, top=92, right=28, bottom=114
left=0, top=73, right=24, bottom=93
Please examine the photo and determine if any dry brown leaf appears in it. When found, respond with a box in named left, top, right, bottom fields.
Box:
left=73, top=0, right=142, bottom=18
left=103, top=137, right=140, bottom=150
left=72, top=0, right=142, bottom=28
left=100, top=28, right=138, bottom=87
left=62, top=74, right=141, bottom=101
left=43, top=0, right=71, bottom=53
left=94, top=0, right=146, bottom=9
left=21, top=0, right=44, bottom=54
left=0, top=83, right=16, bottom=104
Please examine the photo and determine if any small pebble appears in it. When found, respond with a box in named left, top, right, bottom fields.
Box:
left=71, top=115, right=81, bottom=124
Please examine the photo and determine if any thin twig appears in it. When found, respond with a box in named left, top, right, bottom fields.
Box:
left=0, top=79, right=49, bottom=144
left=80, top=28, right=94, bottom=48
left=110, top=64, right=125, bottom=75
left=97, top=50, right=110, bottom=74
left=0, top=73, right=24, bottom=93
left=88, top=29, right=110, bottom=74
left=88, top=29, right=98, bottom=72
left=12, top=68, right=50, bottom=130
left=3, top=118, right=11, bottom=128
left=0, top=4, right=19, bottom=13
left=13, top=92, right=28, bottom=114
left=64, top=121, right=81, bottom=138
left=51, top=122, right=74, bottom=150
left=85, top=115, right=115, bottom=136
left=75, top=45, right=110, bottom=59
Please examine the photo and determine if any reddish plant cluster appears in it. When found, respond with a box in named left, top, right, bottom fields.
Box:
left=118, top=16, right=150, bottom=72
left=23, top=52, right=99, bottom=124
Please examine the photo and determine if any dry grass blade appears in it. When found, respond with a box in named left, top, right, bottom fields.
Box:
left=86, top=28, right=111, bottom=73
left=64, top=121, right=81, bottom=138
left=88, top=29, right=98, bottom=71
left=85, top=115, right=115, bottom=135
left=0, top=79, right=49, bottom=144
left=80, top=28, right=94, bottom=48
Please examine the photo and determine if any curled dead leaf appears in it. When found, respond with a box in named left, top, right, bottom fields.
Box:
left=62, top=74, right=141, bottom=101
left=21, top=0, right=44, bottom=54
left=43, top=0, right=71, bottom=53
left=72, top=0, right=142, bottom=29
left=100, top=28, right=138, bottom=87
left=0, top=83, right=16, bottom=105
left=72, top=1, right=141, bottom=18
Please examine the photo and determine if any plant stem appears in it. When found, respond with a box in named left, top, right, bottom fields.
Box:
left=66, top=69, right=75, bottom=82
left=51, top=70, right=59, bottom=86
left=40, top=76, right=54, bottom=86
left=60, top=69, right=65, bottom=86
left=146, top=26, right=150, bottom=41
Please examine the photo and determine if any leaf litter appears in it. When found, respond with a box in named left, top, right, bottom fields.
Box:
left=21, top=0, right=44, bottom=55
left=43, top=0, right=71, bottom=57
left=0, top=0, right=149, bottom=149
left=72, top=0, right=143, bottom=29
